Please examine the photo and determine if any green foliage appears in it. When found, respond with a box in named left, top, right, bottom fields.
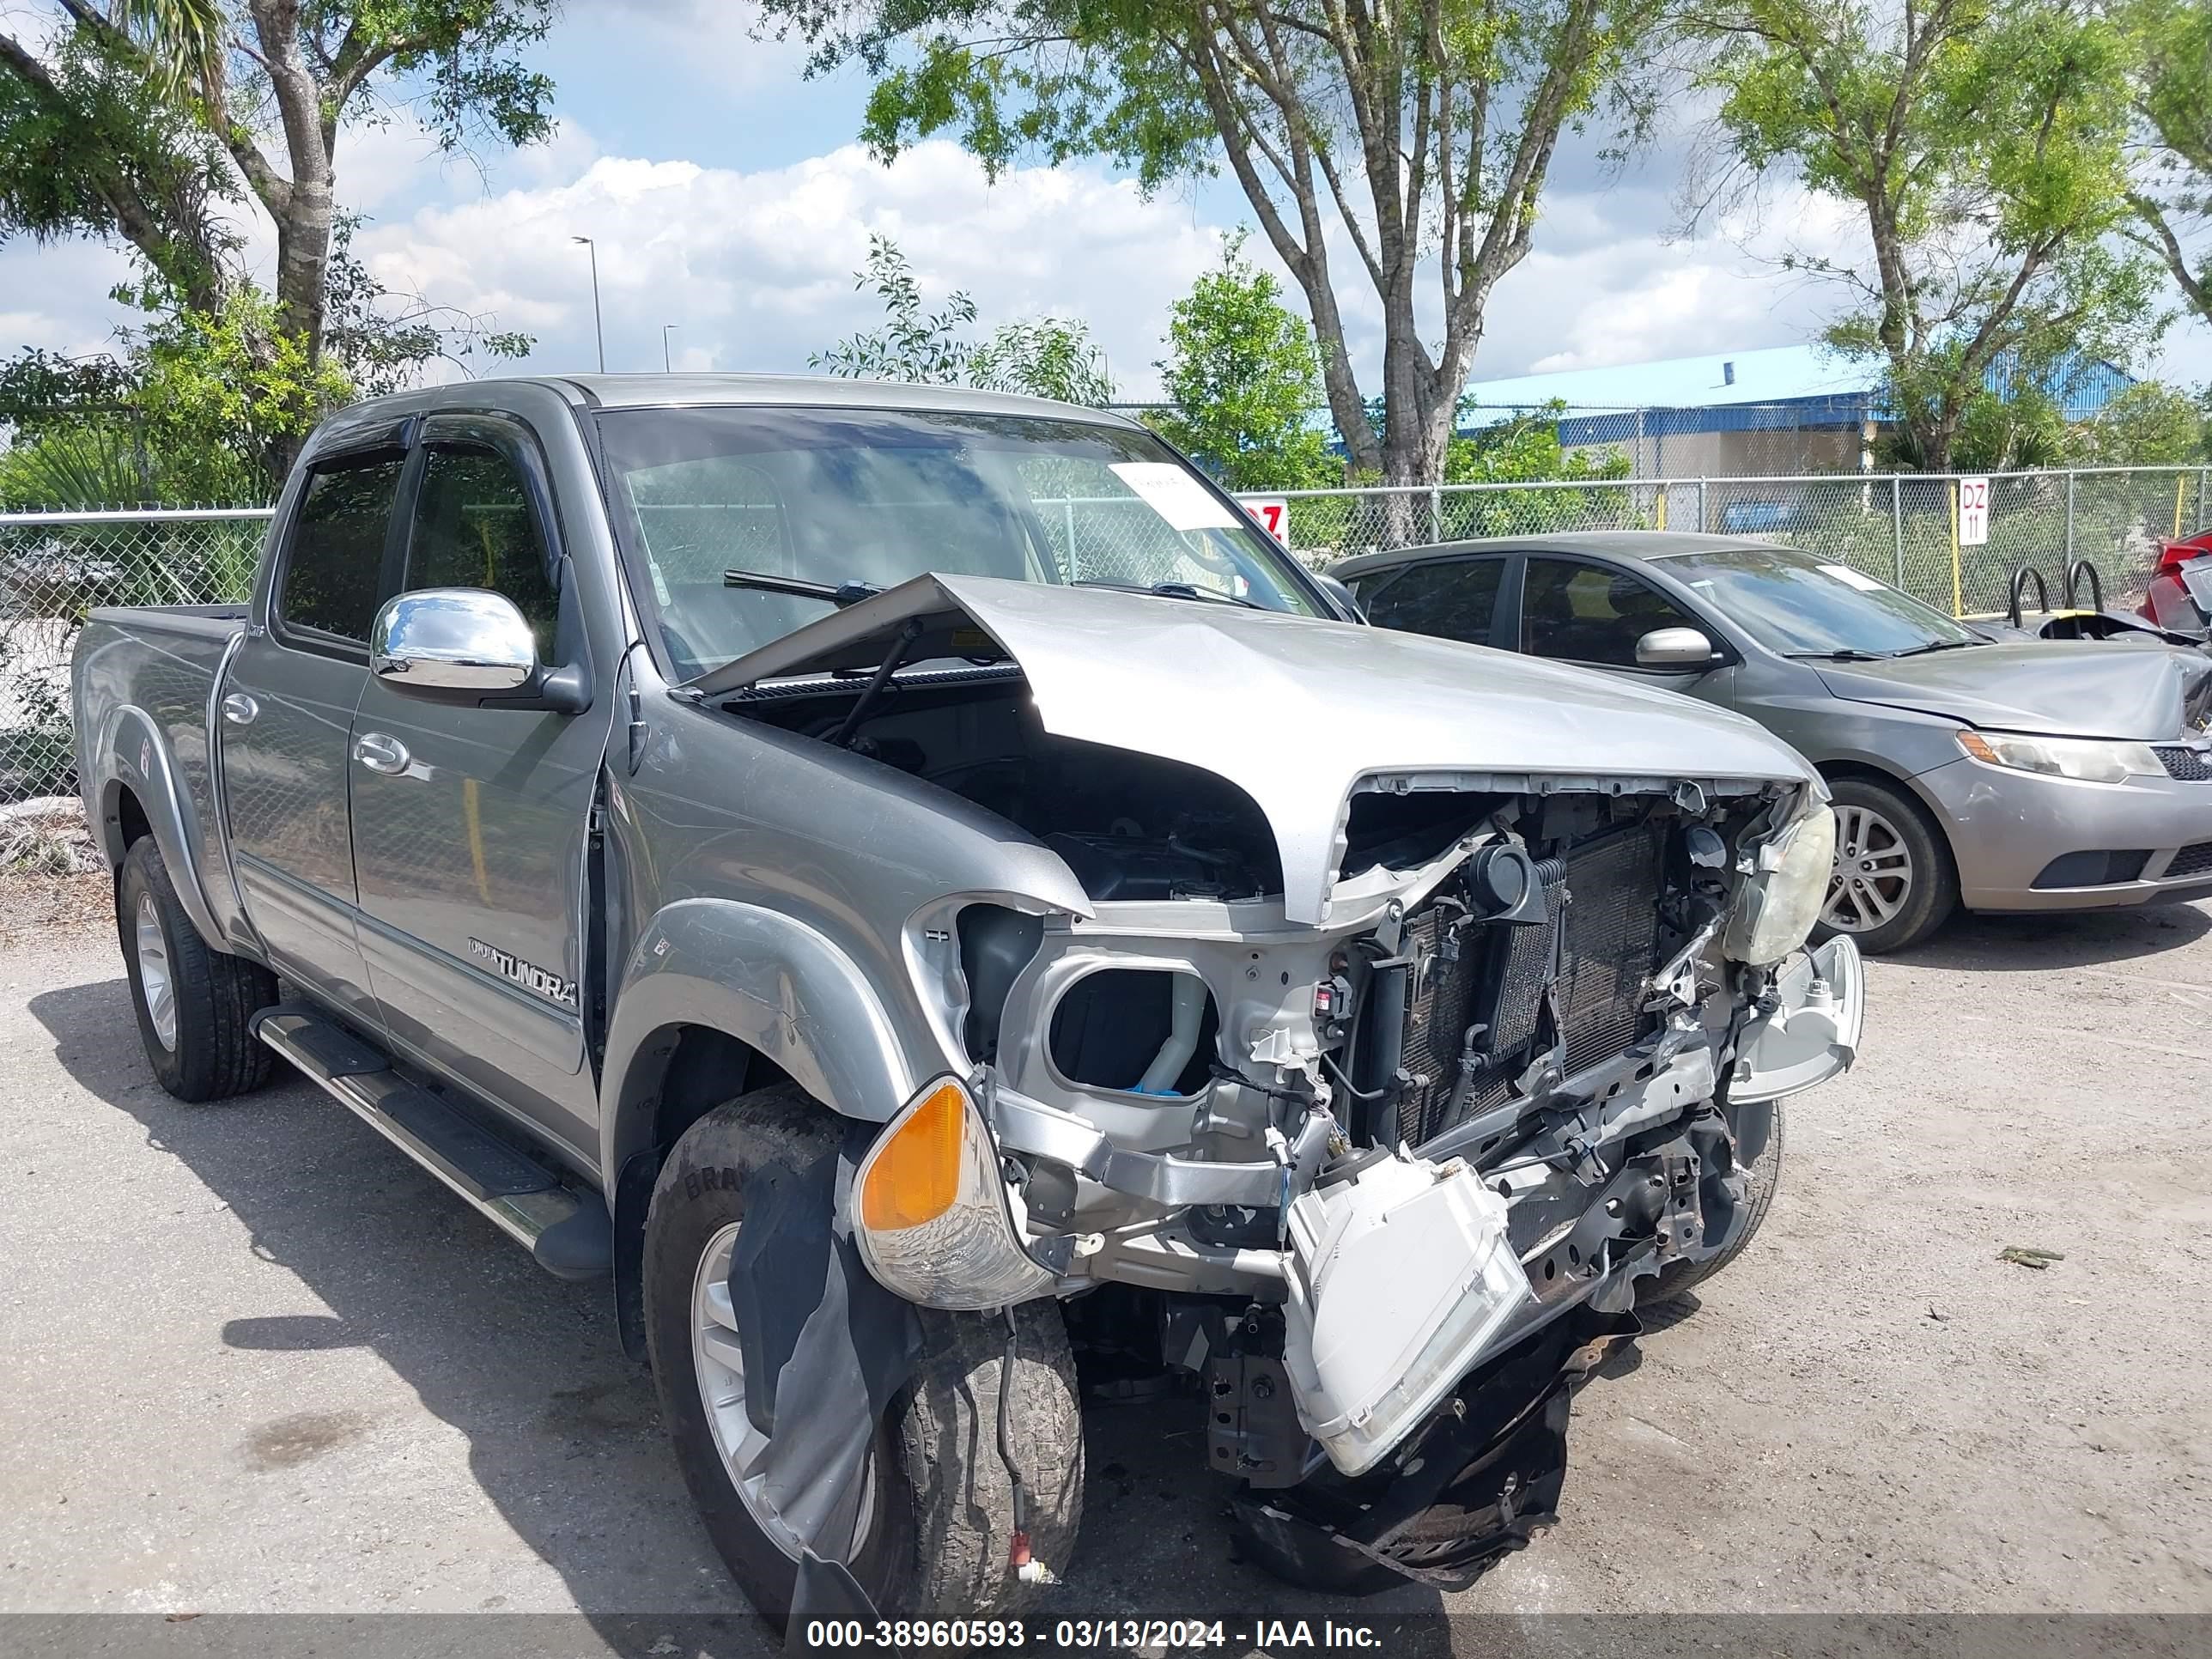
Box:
left=0, top=23, right=237, bottom=310
left=1444, top=402, right=1632, bottom=485
left=126, top=286, right=354, bottom=501
left=0, top=423, right=156, bottom=509
left=811, top=234, right=1114, bottom=404
left=2119, top=0, right=2212, bottom=323
left=1, top=1, right=557, bottom=489
left=1149, top=234, right=1334, bottom=491
left=968, top=318, right=1115, bottom=406
left=2068, top=380, right=2212, bottom=465
left=1696, top=0, right=2160, bottom=471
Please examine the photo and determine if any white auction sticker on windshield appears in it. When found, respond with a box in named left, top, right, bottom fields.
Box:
left=1819, top=562, right=1887, bottom=592
left=1109, top=463, right=1242, bottom=532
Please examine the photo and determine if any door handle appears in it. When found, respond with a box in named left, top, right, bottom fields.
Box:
left=221, top=693, right=258, bottom=726
left=351, top=732, right=411, bottom=775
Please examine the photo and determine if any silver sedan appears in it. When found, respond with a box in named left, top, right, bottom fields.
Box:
left=1334, top=532, right=2212, bottom=951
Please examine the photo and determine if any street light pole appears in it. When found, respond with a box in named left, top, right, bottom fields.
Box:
left=662, top=324, right=678, bottom=373
left=571, top=236, right=605, bottom=372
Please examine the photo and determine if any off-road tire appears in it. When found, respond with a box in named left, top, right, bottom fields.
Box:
left=644, top=1084, right=1083, bottom=1631
left=116, top=836, right=277, bottom=1103
left=1639, top=1100, right=1784, bottom=1307
left=1813, top=775, right=1957, bottom=954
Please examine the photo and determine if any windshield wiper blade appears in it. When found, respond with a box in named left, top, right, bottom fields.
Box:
left=1785, top=648, right=1894, bottom=662
left=723, top=568, right=881, bottom=608
left=1890, top=638, right=1983, bottom=657
left=1072, top=578, right=1261, bottom=609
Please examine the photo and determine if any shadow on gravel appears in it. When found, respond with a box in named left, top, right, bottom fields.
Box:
left=25, top=972, right=1483, bottom=1646
left=1897, top=901, right=2211, bottom=971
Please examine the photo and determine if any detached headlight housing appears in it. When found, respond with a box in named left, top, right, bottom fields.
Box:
left=852, top=1076, right=1056, bottom=1310
left=1723, top=800, right=1836, bottom=966
left=1956, top=730, right=2162, bottom=784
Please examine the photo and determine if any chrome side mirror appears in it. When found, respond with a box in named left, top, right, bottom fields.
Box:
left=1634, top=625, right=1719, bottom=668
left=371, top=587, right=538, bottom=695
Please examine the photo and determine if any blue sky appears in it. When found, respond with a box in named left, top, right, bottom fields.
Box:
left=3, top=0, right=2208, bottom=405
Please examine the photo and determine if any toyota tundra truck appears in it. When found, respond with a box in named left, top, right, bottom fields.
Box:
left=71, top=375, right=1861, bottom=1627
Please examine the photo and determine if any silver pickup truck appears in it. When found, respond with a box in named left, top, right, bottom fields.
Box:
left=72, top=375, right=1862, bottom=1626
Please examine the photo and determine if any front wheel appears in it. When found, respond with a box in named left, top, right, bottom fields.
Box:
left=1814, top=776, right=1957, bottom=954
left=643, top=1085, right=1083, bottom=1631
left=1640, top=1100, right=1784, bottom=1307
left=116, top=835, right=277, bottom=1102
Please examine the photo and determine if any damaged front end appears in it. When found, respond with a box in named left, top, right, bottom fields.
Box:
left=695, top=572, right=1863, bottom=1592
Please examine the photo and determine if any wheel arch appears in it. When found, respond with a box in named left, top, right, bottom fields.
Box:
left=605, top=1017, right=801, bottom=1362
left=90, top=706, right=225, bottom=950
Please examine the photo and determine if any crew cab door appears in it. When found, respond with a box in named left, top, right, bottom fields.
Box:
left=1512, top=556, right=1729, bottom=693
left=348, top=413, right=617, bottom=1159
left=221, top=442, right=405, bottom=1022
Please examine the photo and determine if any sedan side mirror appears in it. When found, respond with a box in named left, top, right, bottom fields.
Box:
left=371, top=587, right=590, bottom=714
left=1634, top=625, right=1719, bottom=669
left=1313, top=571, right=1366, bottom=623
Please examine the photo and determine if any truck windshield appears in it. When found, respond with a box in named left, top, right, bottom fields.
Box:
left=1653, top=544, right=1983, bottom=659
left=594, top=404, right=1323, bottom=678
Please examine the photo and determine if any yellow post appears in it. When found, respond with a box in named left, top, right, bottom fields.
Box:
left=1948, top=479, right=1963, bottom=617
left=2177, top=474, right=2190, bottom=540
left=1656, top=488, right=1668, bottom=532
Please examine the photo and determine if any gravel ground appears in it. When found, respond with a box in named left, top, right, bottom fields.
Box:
left=2, top=902, right=2209, bottom=1644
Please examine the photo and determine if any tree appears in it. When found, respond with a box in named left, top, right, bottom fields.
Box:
left=757, top=0, right=1662, bottom=491
left=2120, top=0, right=2212, bottom=325
left=1690, top=0, right=2160, bottom=472
left=0, top=1, right=556, bottom=441
left=1151, top=232, right=1334, bottom=490
left=812, top=234, right=1115, bottom=404
left=2068, top=379, right=2209, bottom=465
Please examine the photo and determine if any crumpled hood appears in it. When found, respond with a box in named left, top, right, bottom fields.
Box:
left=1814, top=641, right=2212, bottom=740
left=693, top=574, right=1814, bottom=923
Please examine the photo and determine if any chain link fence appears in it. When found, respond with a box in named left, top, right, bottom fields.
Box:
left=1261, top=465, right=2212, bottom=611
left=4, top=464, right=2208, bottom=805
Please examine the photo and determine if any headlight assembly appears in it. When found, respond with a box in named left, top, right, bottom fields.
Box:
left=1722, top=800, right=1836, bottom=966
left=1955, top=730, right=2162, bottom=784
left=852, top=1075, right=1056, bottom=1310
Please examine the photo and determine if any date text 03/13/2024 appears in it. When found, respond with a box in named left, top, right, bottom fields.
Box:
left=798, top=1620, right=1386, bottom=1650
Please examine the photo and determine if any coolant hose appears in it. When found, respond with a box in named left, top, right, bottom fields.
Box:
left=1136, top=974, right=1207, bottom=1094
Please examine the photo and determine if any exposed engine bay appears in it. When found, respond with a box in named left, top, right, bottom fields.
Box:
left=715, top=608, right=1860, bottom=1594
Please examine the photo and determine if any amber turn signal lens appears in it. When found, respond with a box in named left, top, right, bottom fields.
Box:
left=1956, top=731, right=1999, bottom=765
left=860, top=1080, right=967, bottom=1231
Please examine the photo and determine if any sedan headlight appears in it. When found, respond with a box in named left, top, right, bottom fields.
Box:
left=1955, top=730, right=2163, bottom=784
left=852, top=1075, right=1056, bottom=1310
left=1722, top=801, right=1837, bottom=966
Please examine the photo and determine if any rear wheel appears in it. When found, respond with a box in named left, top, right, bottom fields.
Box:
left=644, top=1085, right=1082, bottom=1631
left=1814, top=776, right=1956, bottom=953
left=116, top=836, right=277, bottom=1102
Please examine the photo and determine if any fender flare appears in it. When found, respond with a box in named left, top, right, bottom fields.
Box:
left=92, top=704, right=225, bottom=950
left=598, top=897, right=921, bottom=1184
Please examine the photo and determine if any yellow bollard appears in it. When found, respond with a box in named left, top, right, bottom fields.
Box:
left=2177, top=474, right=2190, bottom=541
left=1656, top=489, right=1668, bottom=531
left=1948, top=480, right=1963, bottom=617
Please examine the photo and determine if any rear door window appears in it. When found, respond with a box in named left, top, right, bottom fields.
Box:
left=276, top=457, right=405, bottom=644
left=1520, top=557, right=1702, bottom=667
left=1359, top=559, right=1506, bottom=644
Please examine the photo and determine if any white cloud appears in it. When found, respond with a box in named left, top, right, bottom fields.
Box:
left=355, top=140, right=1230, bottom=397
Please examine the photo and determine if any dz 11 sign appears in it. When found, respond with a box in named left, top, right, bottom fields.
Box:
left=1958, top=477, right=1990, bottom=546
